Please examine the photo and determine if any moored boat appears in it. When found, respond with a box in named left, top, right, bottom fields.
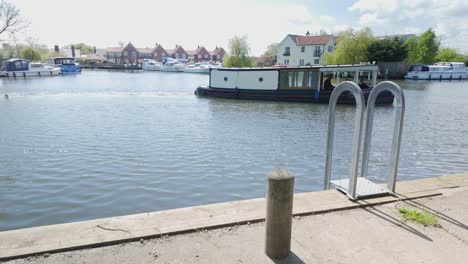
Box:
left=405, top=62, right=467, bottom=80
left=45, top=57, right=81, bottom=73
left=0, top=59, right=61, bottom=77
left=195, top=64, right=394, bottom=105
left=142, top=59, right=161, bottom=71
left=160, top=58, right=185, bottom=72
left=184, top=63, right=210, bottom=74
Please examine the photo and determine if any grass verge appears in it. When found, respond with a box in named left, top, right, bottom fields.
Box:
left=398, top=208, right=439, bottom=226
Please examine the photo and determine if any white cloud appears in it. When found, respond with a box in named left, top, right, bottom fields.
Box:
left=349, top=0, right=468, bottom=52
left=13, top=0, right=338, bottom=56
left=359, top=13, right=384, bottom=25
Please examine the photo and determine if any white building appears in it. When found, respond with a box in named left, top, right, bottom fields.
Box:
left=277, top=32, right=335, bottom=66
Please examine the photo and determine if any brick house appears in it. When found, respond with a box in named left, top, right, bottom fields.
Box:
left=167, top=45, right=189, bottom=62
left=186, top=46, right=211, bottom=62
left=137, top=48, right=154, bottom=60
left=153, top=44, right=168, bottom=62
left=105, top=42, right=140, bottom=64
left=210, top=47, right=226, bottom=62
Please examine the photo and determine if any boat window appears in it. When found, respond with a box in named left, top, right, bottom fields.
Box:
left=294, top=72, right=304, bottom=87
left=14, top=61, right=22, bottom=69
left=306, top=71, right=319, bottom=88
left=279, top=71, right=307, bottom=89
left=259, top=77, right=263, bottom=82
left=30, top=64, right=42, bottom=68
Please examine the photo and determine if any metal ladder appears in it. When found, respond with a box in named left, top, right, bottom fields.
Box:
left=323, top=81, right=405, bottom=200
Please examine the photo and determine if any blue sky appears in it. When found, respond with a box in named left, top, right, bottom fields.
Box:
left=12, top=0, right=468, bottom=55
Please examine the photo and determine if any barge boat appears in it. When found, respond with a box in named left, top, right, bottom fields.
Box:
left=195, top=64, right=394, bottom=104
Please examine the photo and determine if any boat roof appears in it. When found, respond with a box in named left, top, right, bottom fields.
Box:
left=215, top=64, right=379, bottom=72
left=4, top=58, right=28, bottom=62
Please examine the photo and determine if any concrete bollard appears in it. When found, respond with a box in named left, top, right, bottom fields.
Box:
left=265, top=169, right=294, bottom=259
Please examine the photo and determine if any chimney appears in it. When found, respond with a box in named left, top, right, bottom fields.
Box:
left=306, top=31, right=310, bottom=36
left=54, top=45, right=59, bottom=53
left=71, top=45, right=76, bottom=58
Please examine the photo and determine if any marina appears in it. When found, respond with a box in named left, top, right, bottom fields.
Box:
left=1, top=70, right=468, bottom=231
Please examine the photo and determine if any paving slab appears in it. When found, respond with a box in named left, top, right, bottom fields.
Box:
left=5, top=184, right=468, bottom=264
left=1, top=173, right=467, bottom=261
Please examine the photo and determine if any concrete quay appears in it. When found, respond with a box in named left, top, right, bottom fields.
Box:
left=1, top=173, right=467, bottom=263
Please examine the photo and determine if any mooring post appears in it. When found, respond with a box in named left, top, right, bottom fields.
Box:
left=265, top=169, right=294, bottom=259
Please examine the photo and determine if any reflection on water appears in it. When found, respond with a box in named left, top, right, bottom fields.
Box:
left=0, top=71, right=467, bottom=230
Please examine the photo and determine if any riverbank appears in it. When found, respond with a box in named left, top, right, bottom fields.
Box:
left=1, top=173, right=467, bottom=263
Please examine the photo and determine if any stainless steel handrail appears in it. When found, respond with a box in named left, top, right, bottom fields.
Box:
left=324, top=81, right=365, bottom=199
left=360, top=81, right=405, bottom=192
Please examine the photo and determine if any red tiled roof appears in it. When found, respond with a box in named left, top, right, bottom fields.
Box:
left=209, top=47, right=225, bottom=56
left=137, top=48, right=154, bottom=53
left=293, top=35, right=333, bottom=46
left=106, top=47, right=123, bottom=52
left=167, top=46, right=187, bottom=55
left=186, top=46, right=208, bottom=55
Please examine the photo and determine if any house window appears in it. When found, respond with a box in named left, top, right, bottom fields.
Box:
left=328, top=46, right=333, bottom=52
left=217, top=54, right=220, bottom=59
left=301, top=46, right=305, bottom=52
left=124, top=51, right=128, bottom=56
left=299, top=59, right=304, bottom=66
left=314, top=46, right=322, bottom=57
left=132, top=52, right=137, bottom=58
left=314, top=59, right=319, bottom=64
left=205, top=54, right=209, bottom=59
left=182, top=54, right=186, bottom=59
left=162, top=53, right=165, bottom=57
left=284, top=47, right=290, bottom=56
left=284, top=59, right=289, bottom=65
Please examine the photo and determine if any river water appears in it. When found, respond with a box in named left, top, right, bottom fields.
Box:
left=0, top=70, right=467, bottom=231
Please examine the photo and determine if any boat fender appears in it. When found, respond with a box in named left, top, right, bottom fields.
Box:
left=235, top=87, right=240, bottom=97
left=38, top=72, right=41, bottom=76
left=13, top=72, right=16, bottom=78
left=50, top=71, right=53, bottom=75
left=23, top=72, right=26, bottom=77
left=450, top=75, right=452, bottom=80
left=439, top=75, right=442, bottom=80
left=428, top=74, right=431, bottom=80
left=6, top=73, right=8, bottom=77
left=460, top=75, right=462, bottom=80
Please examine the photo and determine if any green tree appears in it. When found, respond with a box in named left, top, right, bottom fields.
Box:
left=417, top=28, right=439, bottom=64
left=436, top=48, right=467, bottom=62
left=258, top=43, right=278, bottom=66
left=324, top=27, right=375, bottom=64
left=20, top=47, right=42, bottom=61
left=223, top=35, right=253, bottom=67
left=366, top=39, right=408, bottom=62
left=68, top=43, right=94, bottom=54
left=405, top=37, right=419, bottom=62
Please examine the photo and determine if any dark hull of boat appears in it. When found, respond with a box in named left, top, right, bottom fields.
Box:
left=195, top=86, right=395, bottom=105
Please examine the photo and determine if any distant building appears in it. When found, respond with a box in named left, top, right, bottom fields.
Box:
left=376, top=34, right=418, bottom=42
left=167, top=45, right=189, bottom=62
left=153, top=44, right=168, bottom=62
left=209, top=47, right=226, bottom=62
left=101, top=42, right=225, bottom=63
left=186, top=46, right=211, bottom=62
left=277, top=32, right=335, bottom=66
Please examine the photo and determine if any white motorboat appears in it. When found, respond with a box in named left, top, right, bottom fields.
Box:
left=0, top=58, right=61, bottom=77
left=142, top=59, right=161, bottom=71
left=160, top=58, right=185, bottom=72
left=405, top=62, right=467, bottom=80
left=184, top=63, right=210, bottom=74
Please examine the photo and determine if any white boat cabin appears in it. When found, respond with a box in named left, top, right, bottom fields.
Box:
left=209, top=64, right=379, bottom=91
